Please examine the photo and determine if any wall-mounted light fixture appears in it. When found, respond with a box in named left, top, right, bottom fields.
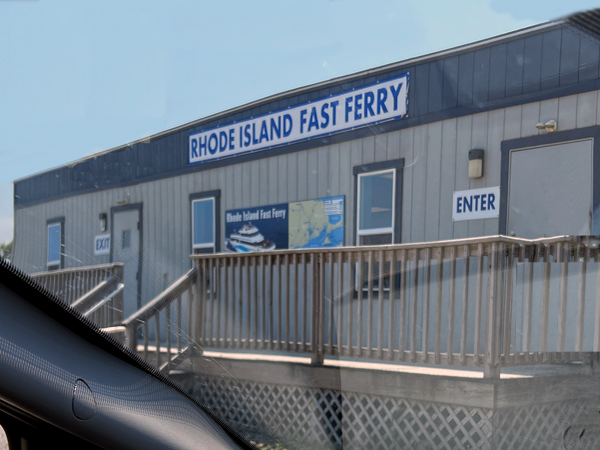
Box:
left=468, top=149, right=484, bottom=179
left=99, top=213, right=107, bottom=232
left=535, top=119, right=557, bottom=133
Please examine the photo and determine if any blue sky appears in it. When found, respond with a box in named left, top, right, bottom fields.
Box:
left=0, top=0, right=598, bottom=242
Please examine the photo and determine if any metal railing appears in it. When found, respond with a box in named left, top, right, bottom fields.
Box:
left=31, top=263, right=125, bottom=329
left=70, top=275, right=124, bottom=329
left=30, top=263, right=124, bottom=306
left=119, top=268, right=198, bottom=372
left=188, top=235, right=600, bottom=378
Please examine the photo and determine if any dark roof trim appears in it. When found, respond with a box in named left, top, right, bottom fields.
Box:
left=15, top=75, right=600, bottom=210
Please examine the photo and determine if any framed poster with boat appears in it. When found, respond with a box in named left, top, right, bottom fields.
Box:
left=224, top=196, right=344, bottom=252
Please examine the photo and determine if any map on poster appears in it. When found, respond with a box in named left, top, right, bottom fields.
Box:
left=288, top=196, right=344, bottom=249
left=224, top=196, right=344, bottom=252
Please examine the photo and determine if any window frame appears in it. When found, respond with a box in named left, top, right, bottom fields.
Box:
left=352, top=159, right=404, bottom=295
left=353, top=159, right=404, bottom=246
left=499, top=126, right=600, bottom=235
left=46, top=217, right=65, bottom=270
left=356, top=168, right=396, bottom=245
left=190, top=190, right=221, bottom=255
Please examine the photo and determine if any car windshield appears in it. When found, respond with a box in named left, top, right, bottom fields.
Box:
left=4, top=2, right=600, bottom=449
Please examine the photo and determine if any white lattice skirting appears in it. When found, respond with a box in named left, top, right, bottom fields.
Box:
left=188, top=375, right=600, bottom=449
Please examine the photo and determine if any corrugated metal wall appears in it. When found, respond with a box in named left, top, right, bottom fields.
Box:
left=13, top=90, right=600, bottom=305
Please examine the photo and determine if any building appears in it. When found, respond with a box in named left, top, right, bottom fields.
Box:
left=12, top=16, right=600, bottom=317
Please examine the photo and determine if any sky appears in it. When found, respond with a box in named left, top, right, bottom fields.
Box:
left=0, top=0, right=598, bottom=243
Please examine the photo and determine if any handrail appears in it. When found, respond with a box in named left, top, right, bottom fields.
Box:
left=123, top=267, right=197, bottom=326
left=119, top=267, right=198, bottom=371
left=29, top=262, right=124, bottom=278
left=115, top=235, right=600, bottom=379
left=186, top=235, right=600, bottom=378
left=190, top=235, right=600, bottom=260
left=71, top=275, right=120, bottom=312
left=29, top=262, right=125, bottom=308
left=83, top=284, right=124, bottom=317
left=102, top=325, right=126, bottom=335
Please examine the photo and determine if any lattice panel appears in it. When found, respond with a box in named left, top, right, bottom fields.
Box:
left=340, top=394, right=492, bottom=450
left=492, top=399, right=600, bottom=450
left=192, top=376, right=306, bottom=449
left=190, top=375, right=494, bottom=449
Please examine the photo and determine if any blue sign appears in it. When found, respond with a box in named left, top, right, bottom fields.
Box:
left=225, top=204, right=289, bottom=252
left=189, top=74, right=409, bottom=165
left=225, top=196, right=345, bottom=252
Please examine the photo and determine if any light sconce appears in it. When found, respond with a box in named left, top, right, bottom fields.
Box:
left=99, top=213, right=107, bottom=232
left=535, top=119, right=557, bottom=133
left=468, top=149, right=484, bottom=179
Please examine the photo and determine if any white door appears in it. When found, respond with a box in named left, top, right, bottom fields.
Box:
left=112, top=209, right=141, bottom=318
left=507, top=139, right=593, bottom=239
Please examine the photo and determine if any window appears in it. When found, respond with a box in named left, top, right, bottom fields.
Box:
left=354, top=159, right=403, bottom=246
left=357, top=169, right=396, bottom=245
left=46, top=218, right=64, bottom=270
left=190, top=190, right=221, bottom=255
left=122, top=230, right=131, bottom=249
left=192, top=198, right=215, bottom=253
left=354, top=160, right=404, bottom=293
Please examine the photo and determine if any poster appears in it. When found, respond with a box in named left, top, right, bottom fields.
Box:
left=225, top=196, right=344, bottom=252
left=225, top=203, right=288, bottom=252
left=288, top=196, right=344, bottom=249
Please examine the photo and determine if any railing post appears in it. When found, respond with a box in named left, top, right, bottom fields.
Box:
left=115, top=264, right=125, bottom=325
left=125, top=324, right=138, bottom=352
left=484, top=242, right=502, bottom=379
left=192, top=260, right=205, bottom=355
left=311, top=253, right=324, bottom=365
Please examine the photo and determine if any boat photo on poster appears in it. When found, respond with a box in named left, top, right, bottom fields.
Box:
left=225, top=196, right=344, bottom=252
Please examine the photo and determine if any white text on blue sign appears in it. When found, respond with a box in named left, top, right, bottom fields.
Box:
left=189, top=73, right=409, bottom=165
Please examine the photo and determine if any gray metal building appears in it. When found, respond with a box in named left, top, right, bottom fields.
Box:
left=12, top=19, right=600, bottom=317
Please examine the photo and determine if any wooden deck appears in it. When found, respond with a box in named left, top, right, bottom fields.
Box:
left=111, top=235, right=600, bottom=381
left=91, top=235, right=600, bottom=448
